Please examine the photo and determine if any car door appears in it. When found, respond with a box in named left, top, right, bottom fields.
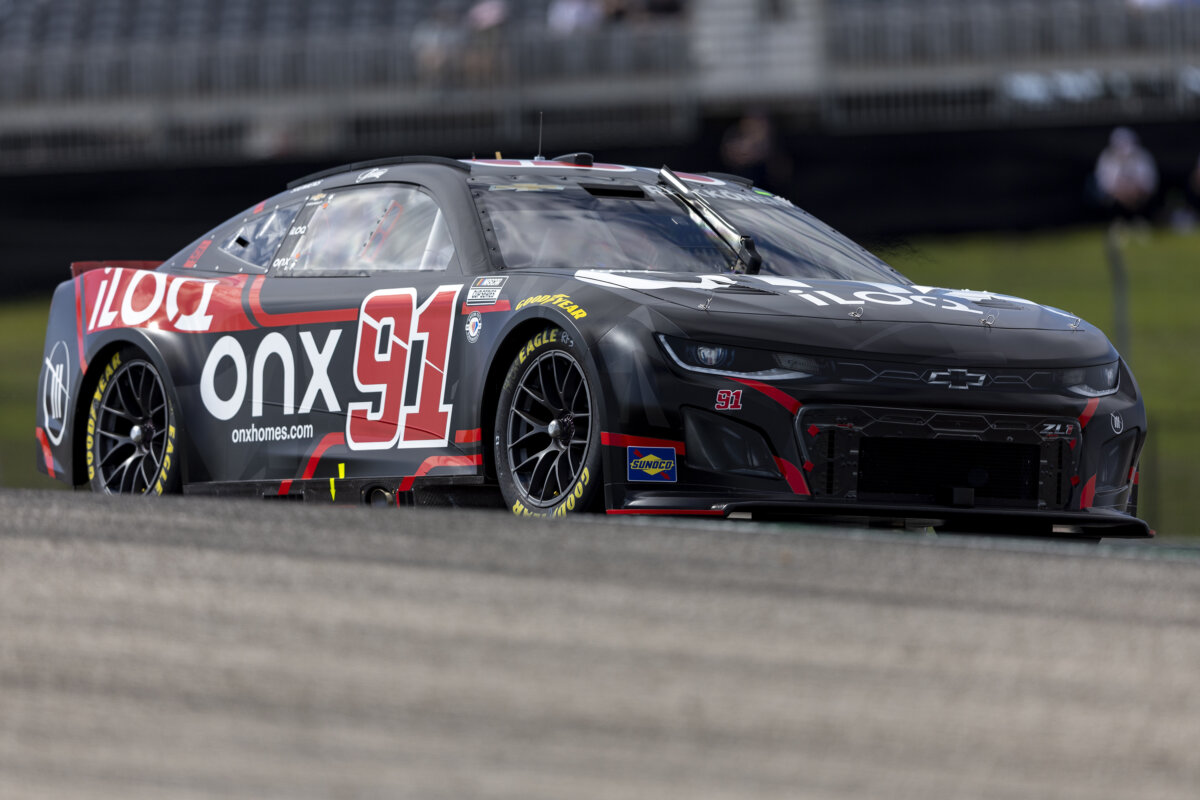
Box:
left=250, top=181, right=468, bottom=490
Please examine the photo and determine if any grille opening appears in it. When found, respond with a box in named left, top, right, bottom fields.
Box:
left=857, top=437, right=1041, bottom=508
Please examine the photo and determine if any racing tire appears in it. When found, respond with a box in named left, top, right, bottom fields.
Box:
left=495, top=327, right=601, bottom=517
left=86, top=348, right=181, bottom=495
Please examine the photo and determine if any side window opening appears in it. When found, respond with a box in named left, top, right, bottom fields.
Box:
left=219, top=201, right=303, bottom=269
left=276, top=185, right=455, bottom=275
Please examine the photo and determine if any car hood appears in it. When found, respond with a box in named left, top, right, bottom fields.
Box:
left=574, top=270, right=1082, bottom=331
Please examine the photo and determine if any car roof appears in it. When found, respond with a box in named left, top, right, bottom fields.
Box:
left=286, top=155, right=754, bottom=191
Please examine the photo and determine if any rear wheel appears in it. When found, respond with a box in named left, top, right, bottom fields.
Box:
left=495, top=328, right=601, bottom=517
left=87, top=348, right=181, bottom=495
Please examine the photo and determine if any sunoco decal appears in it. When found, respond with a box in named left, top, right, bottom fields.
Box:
left=628, top=446, right=677, bottom=482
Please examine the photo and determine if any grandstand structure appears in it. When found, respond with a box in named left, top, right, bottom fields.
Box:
left=1, top=0, right=1199, bottom=172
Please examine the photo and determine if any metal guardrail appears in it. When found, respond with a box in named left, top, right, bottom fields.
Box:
left=821, top=0, right=1200, bottom=130
left=0, top=26, right=687, bottom=103
left=827, top=0, right=1200, bottom=68
left=0, top=25, right=693, bottom=171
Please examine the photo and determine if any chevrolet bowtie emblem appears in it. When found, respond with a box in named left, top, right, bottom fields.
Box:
left=927, top=368, right=986, bottom=390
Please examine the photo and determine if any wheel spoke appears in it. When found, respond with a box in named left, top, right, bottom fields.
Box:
left=109, top=376, right=135, bottom=418
left=512, top=405, right=548, bottom=429
left=526, top=450, right=555, bottom=499
left=112, top=451, right=138, bottom=493
left=98, top=402, right=137, bottom=424
left=134, top=366, right=150, bottom=417
left=511, top=428, right=546, bottom=450
left=553, top=453, right=571, bottom=497
left=514, top=444, right=552, bottom=475
left=137, top=457, right=153, bottom=493
left=119, top=371, right=143, bottom=418
left=99, top=441, right=131, bottom=468
left=518, top=381, right=553, bottom=413
left=547, top=357, right=564, bottom=408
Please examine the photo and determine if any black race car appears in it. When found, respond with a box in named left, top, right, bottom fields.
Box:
left=35, top=155, right=1150, bottom=538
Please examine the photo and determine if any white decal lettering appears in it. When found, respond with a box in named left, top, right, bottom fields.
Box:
left=251, top=331, right=294, bottom=417
left=97, top=274, right=121, bottom=329
left=120, top=271, right=167, bottom=327
left=854, top=291, right=911, bottom=306
left=298, top=329, right=342, bottom=414
left=167, top=278, right=217, bottom=332
left=200, top=336, right=247, bottom=421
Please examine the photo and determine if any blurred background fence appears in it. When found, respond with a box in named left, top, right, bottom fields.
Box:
left=2, top=0, right=1199, bottom=171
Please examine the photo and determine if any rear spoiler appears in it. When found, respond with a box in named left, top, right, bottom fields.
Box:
left=70, top=260, right=162, bottom=278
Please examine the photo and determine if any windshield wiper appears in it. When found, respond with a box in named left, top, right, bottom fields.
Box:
left=657, top=165, right=762, bottom=275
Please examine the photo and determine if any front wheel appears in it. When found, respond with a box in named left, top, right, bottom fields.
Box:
left=495, top=328, right=601, bottom=517
left=87, top=348, right=181, bottom=495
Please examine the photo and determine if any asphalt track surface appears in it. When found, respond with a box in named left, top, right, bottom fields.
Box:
left=2, top=489, right=1200, bottom=799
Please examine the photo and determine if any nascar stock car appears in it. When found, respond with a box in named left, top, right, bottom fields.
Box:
left=35, top=154, right=1149, bottom=537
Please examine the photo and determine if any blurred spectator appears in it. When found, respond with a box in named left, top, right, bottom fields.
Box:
left=719, top=111, right=792, bottom=194
left=548, top=0, right=604, bottom=34
left=602, top=0, right=632, bottom=24
left=642, top=0, right=686, bottom=16
left=463, top=0, right=510, bottom=85
left=1091, top=127, right=1159, bottom=218
left=411, top=4, right=466, bottom=88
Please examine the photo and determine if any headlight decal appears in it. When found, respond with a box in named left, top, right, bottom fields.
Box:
left=1060, top=362, right=1120, bottom=397
left=657, top=334, right=822, bottom=381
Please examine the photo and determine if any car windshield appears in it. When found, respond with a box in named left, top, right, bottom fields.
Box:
left=693, top=185, right=907, bottom=283
left=479, top=181, right=736, bottom=273
left=475, top=178, right=906, bottom=283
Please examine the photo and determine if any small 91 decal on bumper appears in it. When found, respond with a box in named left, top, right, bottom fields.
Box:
left=627, top=446, right=677, bottom=482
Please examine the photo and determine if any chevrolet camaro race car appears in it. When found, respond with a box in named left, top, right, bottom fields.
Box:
left=35, top=155, right=1150, bottom=538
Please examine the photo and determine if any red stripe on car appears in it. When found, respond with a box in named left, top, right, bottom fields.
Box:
left=398, top=454, right=483, bottom=492
left=731, top=378, right=802, bottom=416
left=459, top=300, right=512, bottom=314
left=73, top=277, right=87, bottom=371
left=35, top=427, right=55, bottom=479
left=773, top=457, right=811, bottom=495
left=606, top=509, right=725, bottom=516
left=1080, top=475, right=1097, bottom=509
left=1078, top=398, right=1100, bottom=429
left=278, top=432, right=346, bottom=496
left=600, top=432, right=686, bottom=454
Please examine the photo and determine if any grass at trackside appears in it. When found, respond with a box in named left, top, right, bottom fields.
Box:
left=1, top=227, right=1196, bottom=533
left=0, top=297, right=62, bottom=490
left=884, top=226, right=1200, bottom=536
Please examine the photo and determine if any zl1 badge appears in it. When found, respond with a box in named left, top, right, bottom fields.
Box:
left=627, top=446, right=677, bottom=482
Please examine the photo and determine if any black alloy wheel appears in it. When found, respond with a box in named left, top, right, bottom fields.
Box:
left=496, top=329, right=600, bottom=516
left=89, top=349, right=180, bottom=495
